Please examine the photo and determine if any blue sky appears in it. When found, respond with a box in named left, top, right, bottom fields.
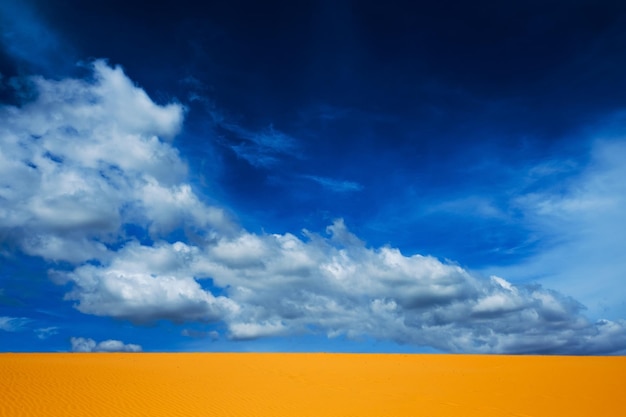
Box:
left=1, top=0, right=626, bottom=354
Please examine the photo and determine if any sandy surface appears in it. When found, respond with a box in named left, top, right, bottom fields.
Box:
left=1, top=353, right=624, bottom=416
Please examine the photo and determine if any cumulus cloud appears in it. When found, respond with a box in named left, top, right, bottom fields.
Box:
left=3, top=60, right=625, bottom=354
left=70, top=337, right=142, bottom=352
left=55, top=219, right=626, bottom=354
left=60, top=241, right=239, bottom=324
left=0, top=59, right=232, bottom=262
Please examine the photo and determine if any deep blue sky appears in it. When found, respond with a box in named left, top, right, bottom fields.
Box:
left=1, top=0, right=626, bottom=353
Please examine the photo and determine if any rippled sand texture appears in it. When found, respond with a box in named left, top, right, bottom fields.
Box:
left=1, top=353, right=624, bottom=417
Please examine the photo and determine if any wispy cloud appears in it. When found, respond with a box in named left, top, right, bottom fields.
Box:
left=35, top=326, right=59, bottom=340
left=181, top=329, right=219, bottom=340
left=486, top=138, right=626, bottom=320
left=0, top=316, right=30, bottom=332
left=218, top=122, right=300, bottom=168
left=178, top=78, right=301, bottom=168
left=302, top=175, right=364, bottom=193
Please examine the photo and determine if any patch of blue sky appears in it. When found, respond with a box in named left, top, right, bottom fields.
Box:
left=0, top=1, right=74, bottom=76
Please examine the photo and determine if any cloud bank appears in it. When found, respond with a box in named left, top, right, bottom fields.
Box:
left=2, top=60, right=625, bottom=354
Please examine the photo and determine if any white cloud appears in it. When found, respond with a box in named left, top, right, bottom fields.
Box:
left=0, top=59, right=232, bottom=262
left=138, top=180, right=233, bottom=236
left=70, top=337, right=142, bottom=352
left=61, top=241, right=239, bottom=324
left=229, top=321, right=288, bottom=340
left=53, top=219, right=626, bottom=353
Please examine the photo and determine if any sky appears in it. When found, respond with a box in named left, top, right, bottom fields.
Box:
left=1, top=0, right=626, bottom=354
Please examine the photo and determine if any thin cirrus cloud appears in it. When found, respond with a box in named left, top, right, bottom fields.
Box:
left=0, top=316, right=30, bottom=332
left=2, top=60, right=626, bottom=354
left=302, top=175, right=364, bottom=193
left=34, top=326, right=59, bottom=340
left=485, top=135, right=626, bottom=321
left=212, top=116, right=301, bottom=168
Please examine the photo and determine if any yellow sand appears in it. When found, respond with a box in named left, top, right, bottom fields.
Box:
left=1, top=353, right=624, bottom=416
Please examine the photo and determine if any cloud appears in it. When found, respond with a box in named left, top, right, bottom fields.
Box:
left=3, top=60, right=625, bottom=354
left=487, top=138, right=626, bottom=321
left=213, top=118, right=300, bottom=167
left=60, top=241, right=239, bottom=324
left=70, top=337, right=142, bottom=352
left=55, top=219, right=626, bottom=354
left=302, top=175, right=364, bottom=192
left=181, top=329, right=219, bottom=340
left=35, top=326, right=59, bottom=340
left=0, top=59, right=232, bottom=263
left=0, top=316, right=30, bottom=332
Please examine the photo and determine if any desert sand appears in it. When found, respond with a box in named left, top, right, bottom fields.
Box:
left=1, top=353, right=624, bottom=416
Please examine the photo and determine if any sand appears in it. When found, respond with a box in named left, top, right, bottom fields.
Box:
left=1, top=353, right=624, bottom=416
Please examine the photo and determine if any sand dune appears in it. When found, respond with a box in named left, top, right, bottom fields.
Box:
left=1, top=353, right=624, bottom=416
